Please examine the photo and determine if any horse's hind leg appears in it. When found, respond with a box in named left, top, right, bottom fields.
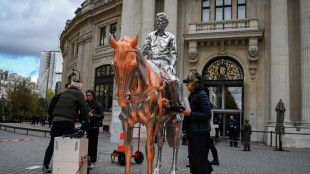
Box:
left=146, top=114, right=156, bottom=174
left=153, top=123, right=164, bottom=174
left=122, top=119, right=133, bottom=174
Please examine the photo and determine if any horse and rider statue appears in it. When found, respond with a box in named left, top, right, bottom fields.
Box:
left=110, top=12, right=184, bottom=174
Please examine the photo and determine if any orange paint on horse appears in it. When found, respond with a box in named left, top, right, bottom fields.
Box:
left=111, top=35, right=164, bottom=174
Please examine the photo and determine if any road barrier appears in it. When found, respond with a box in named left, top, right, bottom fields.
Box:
left=0, top=123, right=50, bottom=137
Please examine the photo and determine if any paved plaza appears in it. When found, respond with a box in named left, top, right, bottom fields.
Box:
left=0, top=123, right=310, bottom=174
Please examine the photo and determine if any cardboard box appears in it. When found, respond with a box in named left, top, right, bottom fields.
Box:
left=53, top=137, right=89, bottom=174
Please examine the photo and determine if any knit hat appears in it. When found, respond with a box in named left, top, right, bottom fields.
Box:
left=71, top=81, right=83, bottom=90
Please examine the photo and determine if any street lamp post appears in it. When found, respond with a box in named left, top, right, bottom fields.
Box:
left=71, top=69, right=81, bottom=81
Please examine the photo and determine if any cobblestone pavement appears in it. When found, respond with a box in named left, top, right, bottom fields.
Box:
left=0, top=123, right=310, bottom=174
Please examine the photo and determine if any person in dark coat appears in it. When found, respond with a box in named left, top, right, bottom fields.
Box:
left=227, top=115, right=239, bottom=147
left=85, top=90, right=104, bottom=169
left=47, top=83, right=71, bottom=126
left=241, top=118, right=252, bottom=151
left=42, top=80, right=87, bottom=173
left=164, top=72, right=213, bottom=174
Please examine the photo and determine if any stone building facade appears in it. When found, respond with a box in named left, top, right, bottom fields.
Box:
left=60, top=0, right=310, bottom=147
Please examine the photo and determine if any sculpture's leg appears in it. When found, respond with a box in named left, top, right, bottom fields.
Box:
left=146, top=114, right=156, bottom=174
left=153, top=123, right=164, bottom=174
left=122, top=119, right=133, bottom=174
left=168, top=80, right=183, bottom=123
left=168, top=77, right=182, bottom=105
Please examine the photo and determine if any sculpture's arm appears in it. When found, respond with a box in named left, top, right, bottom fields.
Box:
left=169, top=35, right=178, bottom=67
left=142, top=34, right=152, bottom=59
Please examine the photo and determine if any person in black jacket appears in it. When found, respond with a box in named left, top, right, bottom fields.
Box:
left=163, top=72, right=213, bottom=174
left=42, top=80, right=87, bottom=173
left=85, top=90, right=104, bottom=169
left=47, top=83, right=71, bottom=127
left=227, top=115, right=239, bottom=147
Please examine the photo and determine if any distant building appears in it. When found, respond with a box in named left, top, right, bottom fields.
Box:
left=38, top=51, right=63, bottom=97
left=0, top=69, right=36, bottom=99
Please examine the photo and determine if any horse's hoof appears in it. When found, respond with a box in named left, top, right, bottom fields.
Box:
left=169, top=170, right=176, bottom=174
left=153, top=168, right=160, bottom=174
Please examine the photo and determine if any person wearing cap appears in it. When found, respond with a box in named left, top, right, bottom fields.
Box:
left=163, top=72, right=213, bottom=174
left=42, top=79, right=87, bottom=173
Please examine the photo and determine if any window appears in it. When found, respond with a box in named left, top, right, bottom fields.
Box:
left=110, top=23, right=117, bottom=39
left=203, top=57, right=244, bottom=81
left=202, top=0, right=210, bottom=22
left=99, top=27, right=106, bottom=46
left=95, top=65, right=114, bottom=112
left=71, top=42, right=75, bottom=57
left=216, top=0, right=232, bottom=21
left=237, top=0, right=246, bottom=19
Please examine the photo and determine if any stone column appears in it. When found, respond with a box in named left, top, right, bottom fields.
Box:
left=141, top=0, right=155, bottom=47
left=269, top=0, right=291, bottom=124
left=300, top=0, right=310, bottom=126
left=120, top=0, right=142, bottom=39
left=164, top=0, right=178, bottom=36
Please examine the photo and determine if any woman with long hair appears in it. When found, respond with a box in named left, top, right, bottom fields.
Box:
left=85, top=90, right=104, bottom=169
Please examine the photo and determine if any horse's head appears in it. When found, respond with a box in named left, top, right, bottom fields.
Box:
left=110, top=35, right=139, bottom=107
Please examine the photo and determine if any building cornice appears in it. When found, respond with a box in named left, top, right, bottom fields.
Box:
left=183, top=29, right=264, bottom=41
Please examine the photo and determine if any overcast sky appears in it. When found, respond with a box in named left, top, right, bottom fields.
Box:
left=0, top=0, right=84, bottom=82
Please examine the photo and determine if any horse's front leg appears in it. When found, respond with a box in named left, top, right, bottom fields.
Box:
left=153, top=123, right=164, bottom=174
left=146, top=114, right=156, bottom=174
left=122, top=119, right=133, bottom=174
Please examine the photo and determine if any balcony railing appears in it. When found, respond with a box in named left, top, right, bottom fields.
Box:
left=189, top=18, right=259, bottom=34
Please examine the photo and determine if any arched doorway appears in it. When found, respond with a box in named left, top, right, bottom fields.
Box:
left=202, top=57, right=244, bottom=137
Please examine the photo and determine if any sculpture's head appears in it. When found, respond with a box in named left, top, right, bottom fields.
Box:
left=155, top=12, right=169, bottom=31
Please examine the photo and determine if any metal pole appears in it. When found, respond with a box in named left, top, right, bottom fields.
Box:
left=279, top=134, right=283, bottom=151
left=270, top=131, right=273, bottom=147
left=45, top=69, right=50, bottom=118
left=275, top=133, right=278, bottom=150
left=1, top=97, right=4, bottom=116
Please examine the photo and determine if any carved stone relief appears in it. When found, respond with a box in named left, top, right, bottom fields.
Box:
left=188, top=41, right=198, bottom=63
left=248, top=38, right=259, bottom=61
left=249, top=65, right=257, bottom=81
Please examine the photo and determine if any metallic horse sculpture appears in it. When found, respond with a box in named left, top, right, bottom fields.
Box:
left=110, top=35, right=182, bottom=174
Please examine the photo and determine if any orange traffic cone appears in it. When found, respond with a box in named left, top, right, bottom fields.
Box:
left=117, top=133, right=124, bottom=152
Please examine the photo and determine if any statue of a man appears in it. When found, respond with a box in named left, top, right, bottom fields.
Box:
left=142, top=12, right=177, bottom=75
left=142, top=12, right=182, bottom=117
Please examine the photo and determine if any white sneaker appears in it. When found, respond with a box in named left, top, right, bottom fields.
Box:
left=89, top=163, right=95, bottom=169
